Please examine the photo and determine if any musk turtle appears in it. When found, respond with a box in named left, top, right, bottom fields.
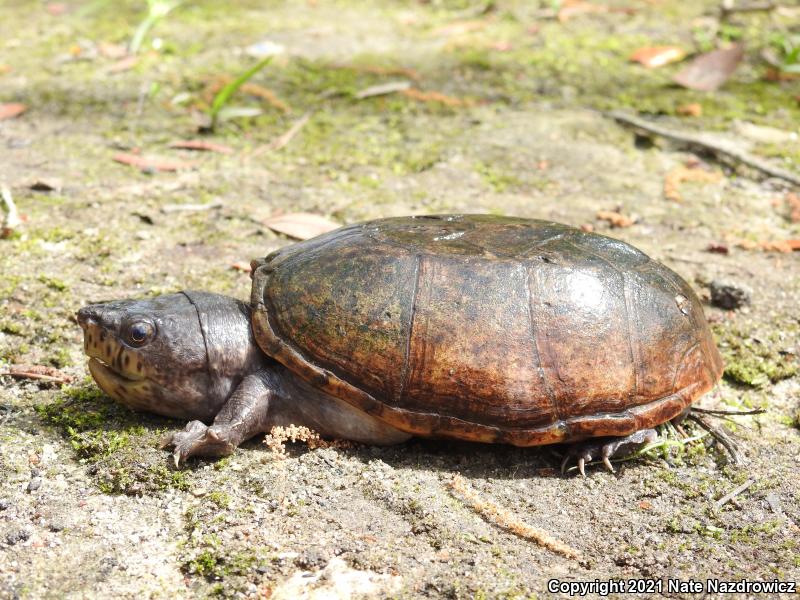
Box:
left=77, top=215, right=723, bottom=474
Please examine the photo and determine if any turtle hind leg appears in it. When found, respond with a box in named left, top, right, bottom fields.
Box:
left=560, top=428, right=658, bottom=477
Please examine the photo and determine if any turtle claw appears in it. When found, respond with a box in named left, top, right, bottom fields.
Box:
left=560, top=429, right=658, bottom=477
left=162, top=420, right=236, bottom=466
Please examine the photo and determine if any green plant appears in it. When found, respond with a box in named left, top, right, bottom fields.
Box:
left=771, top=32, right=800, bottom=74
left=207, top=57, right=273, bottom=131
left=129, top=0, right=181, bottom=55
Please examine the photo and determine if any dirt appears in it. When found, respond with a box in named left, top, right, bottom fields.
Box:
left=1, top=1, right=799, bottom=598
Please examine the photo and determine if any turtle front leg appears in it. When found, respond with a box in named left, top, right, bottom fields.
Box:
left=560, top=429, right=658, bottom=477
left=163, top=371, right=273, bottom=466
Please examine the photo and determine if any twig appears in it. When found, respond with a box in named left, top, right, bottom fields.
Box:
left=449, top=474, right=580, bottom=559
left=714, top=477, right=756, bottom=509
left=3, top=365, right=74, bottom=385
left=608, top=111, right=800, bottom=187
left=160, top=201, right=223, bottom=213
left=688, top=413, right=745, bottom=465
left=1, top=184, right=21, bottom=238
left=254, top=112, right=312, bottom=156
left=692, top=407, right=766, bottom=416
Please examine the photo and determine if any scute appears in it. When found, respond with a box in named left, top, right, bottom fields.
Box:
left=251, top=215, right=723, bottom=445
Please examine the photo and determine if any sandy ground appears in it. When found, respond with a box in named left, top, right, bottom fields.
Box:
left=1, top=1, right=799, bottom=598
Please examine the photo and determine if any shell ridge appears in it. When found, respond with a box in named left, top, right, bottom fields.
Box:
left=524, top=264, right=559, bottom=423
left=396, top=253, right=422, bottom=404
left=620, top=272, right=640, bottom=404
left=528, top=265, right=562, bottom=425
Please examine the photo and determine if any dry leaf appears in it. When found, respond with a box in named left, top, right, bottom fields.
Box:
left=629, top=46, right=685, bottom=68
left=638, top=500, right=652, bottom=510
left=263, top=213, right=340, bottom=240
left=400, top=88, right=466, bottom=107
left=112, top=152, right=196, bottom=172
left=676, top=103, right=702, bottom=117
left=355, top=80, right=411, bottom=99
left=673, top=43, right=744, bottom=91
left=663, top=165, right=723, bottom=202
left=736, top=239, right=800, bottom=253
left=107, top=56, right=138, bottom=74
left=0, top=103, right=27, bottom=120
left=786, top=192, right=800, bottom=223
left=706, top=243, right=729, bottom=254
left=98, top=42, right=128, bottom=59
left=168, top=139, right=234, bottom=154
left=0, top=64, right=12, bottom=75
left=596, top=210, right=634, bottom=228
left=230, top=261, right=252, bottom=273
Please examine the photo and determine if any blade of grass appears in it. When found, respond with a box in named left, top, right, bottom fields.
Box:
left=129, top=0, right=181, bottom=55
left=209, top=58, right=273, bottom=130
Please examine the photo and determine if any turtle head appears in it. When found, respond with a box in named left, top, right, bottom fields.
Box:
left=77, top=291, right=261, bottom=421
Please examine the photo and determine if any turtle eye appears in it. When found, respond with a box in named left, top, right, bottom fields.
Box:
left=127, top=321, right=154, bottom=346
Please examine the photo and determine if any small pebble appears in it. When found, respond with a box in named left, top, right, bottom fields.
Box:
left=709, top=279, right=752, bottom=310
left=0, top=499, right=10, bottom=511
left=27, top=477, right=42, bottom=492
left=5, top=529, right=31, bottom=546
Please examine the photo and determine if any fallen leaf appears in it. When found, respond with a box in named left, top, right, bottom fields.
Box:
left=786, top=192, right=800, bottom=223
left=736, top=239, right=800, bottom=253
left=765, top=67, right=800, bottom=82
left=46, top=3, right=67, bottom=16
left=676, top=103, right=702, bottom=117
left=706, top=243, right=729, bottom=254
left=434, top=20, right=487, bottom=36
left=0, top=64, right=11, bottom=75
left=98, top=41, right=128, bottom=59
left=168, top=139, right=234, bottom=154
left=663, top=165, right=723, bottom=202
left=29, top=178, right=63, bottom=192
left=557, top=0, right=609, bottom=23
left=673, top=43, right=744, bottom=91
left=112, top=153, right=196, bottom=172
left=263, top=213, right=340, bottom=240
left=629, top=46, right=686, bottom=68
left=400, top=88, right=466, bottom=107
left=490, top=41, right=513, bottom=52
left=4, top=364, right=74, bottom=385
left=0, top=103, right=27, bottom=120
left=230, top=261, right=252, bottom=273
left=596, top=210, right=634, bottom=228
left=355, top=80, right=412, bottom=99
left=106, top=55, right=138, bottom=73
left=638, top=500, right=652, bottom=510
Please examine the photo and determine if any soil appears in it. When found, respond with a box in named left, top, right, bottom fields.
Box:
left=1, top=1, right=798, bottom=598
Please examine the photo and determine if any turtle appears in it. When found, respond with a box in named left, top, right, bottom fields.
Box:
left=77, top=214, right=723, bottom=475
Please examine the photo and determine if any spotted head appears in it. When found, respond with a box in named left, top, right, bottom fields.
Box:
left=77, top=291, right=263, bottom=421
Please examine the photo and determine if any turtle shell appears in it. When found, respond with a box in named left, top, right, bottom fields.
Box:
left=250, top=215, right=723, bottom=445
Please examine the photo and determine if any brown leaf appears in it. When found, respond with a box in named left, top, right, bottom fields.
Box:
left=168, top=139, right=234, bottom=154
left=673, top=43, right=744, bottom=91
left=112, top=152, right=196, bottom=172
left=638, top=500, right=652, bottom=510
left=786, top=192, right=800, bottom=223
left=0, top=103, right=27, bottom=121
left=263, top=213, right=340, bottom=240
left=46, top=3, right=68, bottom=16
left=230, top=261, right=252, bottom=273
left=107, top=56, right=138, bottom=74
left=676, top=102, right=702, bottom=117
left=629, top=46, right=686, bottom=68
left=596, top=210, right=634, bottom=228
left=736, top=239, right=800, bottom=253
left=400, top=88, right=466, bottom=107
left=98, top=41, right=128, bottom=59
left=663, top=165, right=723, bottom=202
left=4, top=364, right=74, bottom=385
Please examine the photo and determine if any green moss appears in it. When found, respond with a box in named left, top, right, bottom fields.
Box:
left=37, top=275, right=69, bottom=291
left=181, top=535, right=263, bottom=580
left=207, top=490, right=231, bottom=509
left=475, top=161, right=522, bottom=193
left=713, top=325, right=798, bottom=387
left=96, top=460, right=191, bottom=495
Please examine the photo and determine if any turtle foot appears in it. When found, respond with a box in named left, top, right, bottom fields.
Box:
left=560, top=429, right=658, bottom=477
left=162, top=420, right=236, bottom=467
